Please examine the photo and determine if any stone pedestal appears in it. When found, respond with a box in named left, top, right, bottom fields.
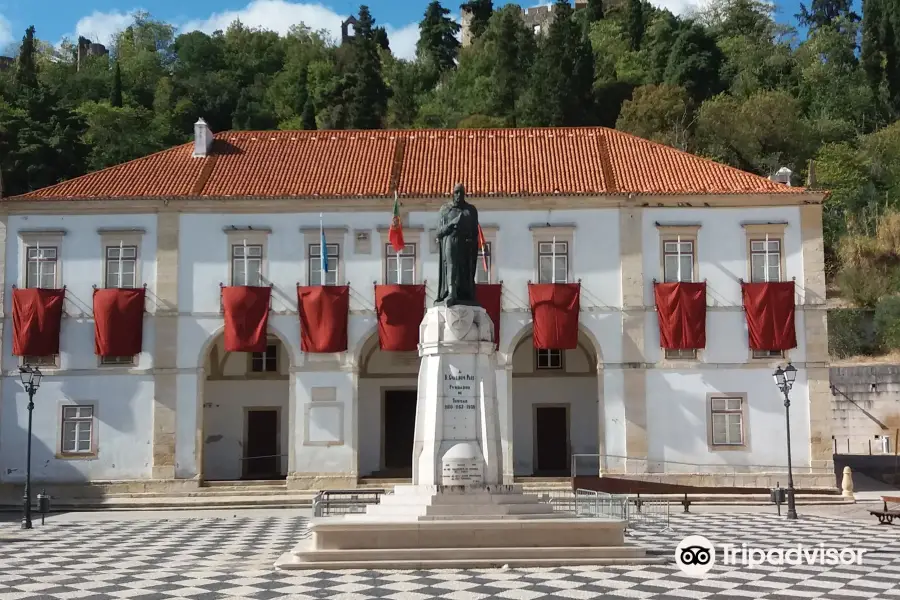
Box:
left=275, top=305, right=657, bottom=570
left=413, top=305, right=502, bottom=487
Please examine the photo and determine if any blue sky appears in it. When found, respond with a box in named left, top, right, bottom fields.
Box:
left=0, top=0, right=827, bottom=61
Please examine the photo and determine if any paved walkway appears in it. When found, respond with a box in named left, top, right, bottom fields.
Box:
left=1, top=505, right=899, bottom=599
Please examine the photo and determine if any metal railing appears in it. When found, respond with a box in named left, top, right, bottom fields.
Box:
left=572, top=453, right=834, bottom=477
left=574, top=488, right=670, bottom=532
left=312, top=489, right=386, bottom=517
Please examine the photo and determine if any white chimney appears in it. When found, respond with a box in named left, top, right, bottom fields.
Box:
left=771, top=166, right=793, bottom=186
left=193, top=118, right=214, bottom=158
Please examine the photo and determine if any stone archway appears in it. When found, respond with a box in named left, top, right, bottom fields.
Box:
left=356, top=332, right=421, bottom=479
left=199, top=329, right=293, bottom=481
left=508, top=327, right=602, bottom=477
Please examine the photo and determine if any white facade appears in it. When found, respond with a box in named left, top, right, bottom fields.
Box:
left=0, top=201, right=828, bottom=489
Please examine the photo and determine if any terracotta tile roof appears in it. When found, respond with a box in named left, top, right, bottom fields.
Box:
left=10, top=127, right=812, bottom=201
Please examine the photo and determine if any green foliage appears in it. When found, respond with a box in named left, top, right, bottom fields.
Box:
left=416, top=1, right=461, bottom=80
left=875, top=295, right=900, bottom=350
left=828, top=308, right=876, bottom=357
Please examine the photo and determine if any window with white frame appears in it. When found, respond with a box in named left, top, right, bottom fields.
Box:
left=710, top=397, right=744, bottom=446
left=665, top=348, right=697, bottom=360
left=536, top=349, right=563, bottom=370
left=100, top=354, right=136, bottom=366
left=663, top=239, right=694, bottom=282
left=750, top=238, right=782, bottom=282
left=61, top=405, right=94, bottom=454
left=25, top=245, right=58, bottom=289
left=251, top=344, right=278, bottom=373
left=752, top=349, right=784, bottom=359
left=385, top=243, right=416, bottom=284
left=105, top=245, right=138, bottom=288
left=538, top=241, right=568, bottom=283
left=475, top=241, right=492, bottom=284
left=232, top=243, right=264, bottom=286
left=308, top=243, right=340, bottom=286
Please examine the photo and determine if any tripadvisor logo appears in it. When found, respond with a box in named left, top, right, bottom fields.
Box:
left=674, top=535, right=868, bottom=577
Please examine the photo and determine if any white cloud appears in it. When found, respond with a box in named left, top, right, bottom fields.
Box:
left=650, top=0, right=715, bottom=17
left=181, top=0, right=420, bottom=60
left=0, top=13, right=13, bottom=49
left=74, top=9, right=135, bottom=46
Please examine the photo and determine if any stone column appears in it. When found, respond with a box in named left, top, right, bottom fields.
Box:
left=152, top=212, right=179, bottom=480
left=495, top=363, right=515, bottom=484
left=801, top=205, right=833, bottom=471
left=620, top=207, right=647, bottom=474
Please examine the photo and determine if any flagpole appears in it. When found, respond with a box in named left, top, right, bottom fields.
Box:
left=676, top=235, right=682, bottom=282
left=243, top=238, right=249, bottom=286
left=118, top=240, right=124, bottom=288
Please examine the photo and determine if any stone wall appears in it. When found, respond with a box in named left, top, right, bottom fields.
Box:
left=830, top=365, right=900, bottom=455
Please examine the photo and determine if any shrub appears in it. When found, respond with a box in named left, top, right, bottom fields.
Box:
left=874, top=295, right=900, bottom=351
left=828, top=308, right=875, bottom=358
left=836, top=265, right=898, bottom=308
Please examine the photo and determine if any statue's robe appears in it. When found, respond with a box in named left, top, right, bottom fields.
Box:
left=436, top=201, right=480, bottom=307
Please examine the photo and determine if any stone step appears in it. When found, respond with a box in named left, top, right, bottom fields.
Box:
left=290, top=544, right=649, bottom=562
left=1, top=494, right=315, bottom=511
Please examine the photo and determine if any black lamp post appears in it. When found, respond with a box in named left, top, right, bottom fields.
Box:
left=19, top=365, right=43, bottom=530
left=773, top=362, right=798, bottom=520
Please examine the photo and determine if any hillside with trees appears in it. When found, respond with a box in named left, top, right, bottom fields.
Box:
left=1, top=0, right=899, bottom=359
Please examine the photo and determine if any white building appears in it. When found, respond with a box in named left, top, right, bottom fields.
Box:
left=0, top=123, right=833, bottom=497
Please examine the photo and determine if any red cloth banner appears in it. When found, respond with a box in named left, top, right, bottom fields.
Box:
left=222, top=286, right=271, bottom=352
left=375, top=284, right=425, bottom=351
left=653, top=282, right=707, bottom=349
left=528, top=283, right=581, bottom=350
left=297, top=285, right=350, bottom=353
left=476, top=283, right=502, bottom=345
left=94, top=288, right=145, bottom=356
left=741, top=281, right=797, bottom=350
left=12, top=288, right=65, bottom=356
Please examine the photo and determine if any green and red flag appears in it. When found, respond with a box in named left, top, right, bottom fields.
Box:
left=477, top=224, right=488, bottom=272
left=389, top=192, right=404, bottom=252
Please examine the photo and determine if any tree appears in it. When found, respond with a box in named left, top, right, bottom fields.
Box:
left=15, top=26, right=39, bottom=91
left=520, top=0, right=594, bottom=126
left=111, top=62, right=123, bottom=107
left=616, top=84, right=693, bottom=148
left=584, top=0, right=604, bottom=23
left=417, top=1, right=461, bottom=78
left=343, top=5, right=390, bottom=129
left=625, top=0, right=645, bottom=50
left=301, top=97, right=317, bottom=129
left=797, top=0, right=859, bottom=32
left=461, top=0, right=493, bottom=42
left=664, top=24, right=725, bottom=101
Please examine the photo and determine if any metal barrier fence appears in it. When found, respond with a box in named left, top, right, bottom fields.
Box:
left=571, top=453, right=834, bottom=477
left=574, top=489, right=670, bottom=532
left=312, top=489, right=386, bottom=517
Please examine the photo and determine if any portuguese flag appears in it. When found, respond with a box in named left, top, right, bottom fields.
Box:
left=389, top=192, right=404, bottom=252
left=478, top=224, right=488, bottom=272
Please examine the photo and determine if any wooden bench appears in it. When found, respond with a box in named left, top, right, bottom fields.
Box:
left=869, top=496, right=900, bottom=525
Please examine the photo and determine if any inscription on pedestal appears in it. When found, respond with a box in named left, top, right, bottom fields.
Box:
left=442, top=457, right=483, bottom=486
left=443, top=372, right=476, bottom=411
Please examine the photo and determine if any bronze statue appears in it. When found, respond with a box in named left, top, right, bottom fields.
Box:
left=436, top=183, right=480, bottom=307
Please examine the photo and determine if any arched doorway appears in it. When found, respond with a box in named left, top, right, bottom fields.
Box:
left=357, top=333, right=420, bottom=479
left=509, top=328, right=601, bottom=476
left=201, top=332, right=291, bottom=481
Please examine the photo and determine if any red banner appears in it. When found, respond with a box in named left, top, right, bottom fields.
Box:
left=222, top=286, right=271, bottom=352
left=653, top=282, right=707, bottom=349
left=476, top=283, right=502, bottom=345
left=12, top=288, right=65, bottom=356
left=741, top=281, right=797, bottom=350
left=297, top=285, right=350, bottom=353
left=528, top=283, right=581, bottom=350
left=375, top=285, right=425, bottom=351
left=94, top=288, right=145, bottom=356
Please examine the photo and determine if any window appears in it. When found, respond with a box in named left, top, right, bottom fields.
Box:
left=23, top=355, right=56, bottom=367
left=385, top=243, right=416, bottom=284
left=752, top=349, right=784, bottom=359
left=61, top=406, right=94, bottom=454
left=25, top=245, right=58, bottom=289
left=232, top=244, right=264, bottom=286
left=710, top=397, right=744, bottom=446
left=536, top=349, right=563, bottom=370
left=475, top=241, right=492, bottom=284
left=665, top=348, right=697, bottom=360
left=750, top=238, right=782, bottom=282
left=105, top=245, right=138, bottom=288
left=309, top=243, right=340, bottom=286
left=251, top=344, right=278, bottom=373
left=663, top=239, right=694, bottom=282
left=100, top=355, right=136, bottom=366
left=538, top=241, right=568, bottom=283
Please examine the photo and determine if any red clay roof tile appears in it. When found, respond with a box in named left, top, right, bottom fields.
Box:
left=10, top=127, right=810, bottom=201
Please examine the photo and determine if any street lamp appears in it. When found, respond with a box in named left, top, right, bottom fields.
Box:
left=773, top=362, right=798, bottom=520
left=19, top=365, right=43, bottom=529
